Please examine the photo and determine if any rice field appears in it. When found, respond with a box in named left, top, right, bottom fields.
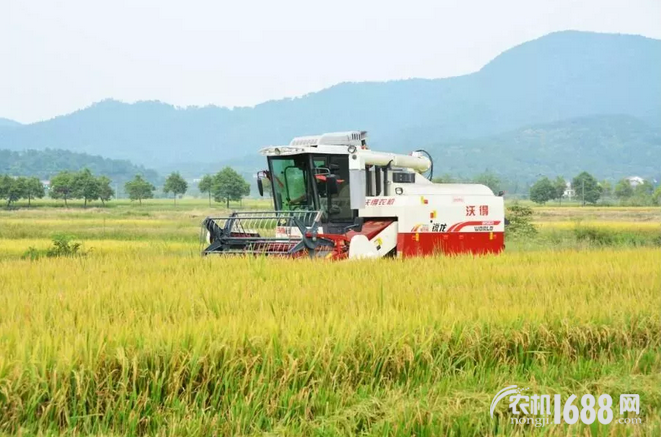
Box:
left=0, top=200, right=659, bottom=436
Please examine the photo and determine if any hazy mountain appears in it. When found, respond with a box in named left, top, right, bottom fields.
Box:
left=425, top=114, right=661, bottom=181
left=0, top=118, right=22, bottom=130
left=0, top=31, right=659, bottom=176
left=0, top=149, right=159, bottom=183
left=163, top=114, right=661, bottom=184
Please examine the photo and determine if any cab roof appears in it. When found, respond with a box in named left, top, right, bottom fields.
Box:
left=289, top=131, right=367, bottom=148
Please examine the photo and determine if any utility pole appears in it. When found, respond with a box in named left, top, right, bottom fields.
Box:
left=582, top=179, right=585, bottom=206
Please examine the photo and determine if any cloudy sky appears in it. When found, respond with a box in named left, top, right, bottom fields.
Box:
left=1, top=0, right=660, bottom=123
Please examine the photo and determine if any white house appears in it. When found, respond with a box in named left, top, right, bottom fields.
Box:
left=625, top=176, right=645, bottom=187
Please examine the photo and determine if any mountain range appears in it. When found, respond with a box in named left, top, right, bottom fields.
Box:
left=0, top=30, right=660, bottom=181
left=0, top=118, right=22, bottom=129
left=0, top=149, right=159, bottom=183
left=426, top=114, right=661, bottom=181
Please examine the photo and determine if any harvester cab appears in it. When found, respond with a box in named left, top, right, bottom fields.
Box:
left=202, top=131, right=505, bottom=259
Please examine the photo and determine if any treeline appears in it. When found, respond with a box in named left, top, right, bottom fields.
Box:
left=0, top=166, right=253, bottom=208
left=434, top=170, right=661, bottom=206
left=0, top=175, right=46, bottom=207
left=529, top=171, right=661, bottom=206
left=0, top=170, right=115, bottom=207
left=4, top=166, right=659, bottom=208
left=0, top=149, right=159, bottom=182
left=607, top=178, right=661, bottom=206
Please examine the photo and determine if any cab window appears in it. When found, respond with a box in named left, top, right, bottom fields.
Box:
left=269, top=156, right=314, bottom=211
left=312, top=155, right=351, bottom=221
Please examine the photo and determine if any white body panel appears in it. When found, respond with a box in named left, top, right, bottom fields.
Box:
left=360, top=194, right=505, bottom=234
left=348, top=221, right=398, bottom=259
left=348, top=236, right=377, bottom=258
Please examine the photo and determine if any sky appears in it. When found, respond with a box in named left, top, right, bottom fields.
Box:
left=1, top=0, right=660, bottom=124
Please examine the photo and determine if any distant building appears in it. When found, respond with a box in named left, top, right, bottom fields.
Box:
left=563, top=181, right=575, bottom=199
left=625, top=176, right=645, bottom=187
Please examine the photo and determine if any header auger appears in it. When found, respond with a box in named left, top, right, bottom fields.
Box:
left=202, top=131, right=505, bottom=259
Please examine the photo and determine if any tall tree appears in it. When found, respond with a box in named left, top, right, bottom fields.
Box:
left=97, top=176, right=115, bottom=206
left=572, top=172, right=602, bottom=205
left=24, top=177, right=45, bottom=207
left=72, top=168, right=101, bottom=208
left=599, top=179, right=613, bottom=200
left=124, top=175, right=155, bottom=205
left=553, top=176, right=566, bottom=205
left=473, top=171, right=501, bottom=193
left=632, top=180, right=655, bottom=205
left=163, top=172, right=188, bottom=205
left=633, top=180, right=654, bottom=197
left=529, top=177, right=556, bottom=205
left=50, top=171, right=76, bottom=207
left=198, top=174, right=214, bottom=206
left=0, top=175, right=10, bottom=206
left=0, top=175, right=26, bottom=207
left=614, top=178, right=634, bottom=200
left=212, top=167, right=251, bottom=208
left=653, top=186, right=661, bottom=206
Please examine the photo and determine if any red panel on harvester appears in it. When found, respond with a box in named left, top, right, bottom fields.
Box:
left=397, top=232, right=504, bottom=257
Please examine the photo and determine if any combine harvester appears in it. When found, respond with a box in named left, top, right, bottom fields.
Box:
left=202, top=131, right=504, bottom=259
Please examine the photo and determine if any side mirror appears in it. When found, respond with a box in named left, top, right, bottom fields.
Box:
left=326, top=175, right=339, bottom=195
left=257, top=178, right=264, bottom=197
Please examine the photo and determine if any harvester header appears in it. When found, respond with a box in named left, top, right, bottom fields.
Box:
left=202, top=131, right=504, bottom=259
